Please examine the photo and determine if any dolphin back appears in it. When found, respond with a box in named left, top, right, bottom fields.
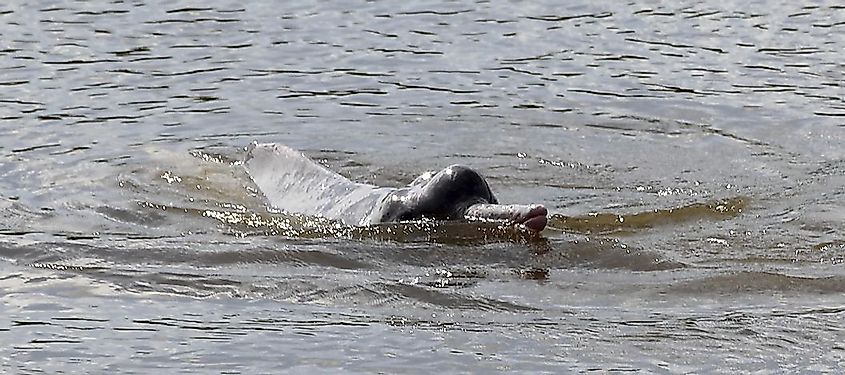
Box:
left=244, top=143, right=392, bottom=226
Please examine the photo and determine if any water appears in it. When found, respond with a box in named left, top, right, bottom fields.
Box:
left=1, top=0, right=843, bottom=372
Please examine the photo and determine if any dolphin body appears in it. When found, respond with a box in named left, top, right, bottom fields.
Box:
left=244, top=143, right=547, bottom=232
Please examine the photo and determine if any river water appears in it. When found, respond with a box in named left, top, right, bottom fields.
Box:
left=1, top=0, right=843, bottom=373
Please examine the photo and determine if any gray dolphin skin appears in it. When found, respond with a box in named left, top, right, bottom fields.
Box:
left=244, top=143, right=547, bottom=232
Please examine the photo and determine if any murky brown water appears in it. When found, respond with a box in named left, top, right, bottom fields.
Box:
left=1, top=0, right=843, bottom=372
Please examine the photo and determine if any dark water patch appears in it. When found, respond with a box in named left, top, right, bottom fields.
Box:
left=535, top=238, right=684, bottom=271
left=585, top=121, right=683, bottom=136
left=449, top=100, right=493, bottom=108
left=670, top=272, right=845, bottom=295
left=127, top=56, right=172, bottom=63
left=814, top=111, right=845, bottom=117
left=397, top=9, right=473, bottom=17
left=529, top=121, right=569, bottom=127
left=252, top=68, right=336, bottom=75
left=568, top=88, right=656, bottom=98
left=365, top=241, right=545, bottom=270
left=42, top=59, right=118, bottom=65
left=107, top=270, right=247, bottom=298
left=338, top=101, right=380, bottom=108
left=343, top=70, right=394, bottom=77
left=144, top=17, right=240, bottom=25
left=513, top=103, right=544, bottom=109
left=74, top=9, right=130, bottom=16
left=201, top=248, right=372, bottom=270
left=10, top=143, right=61, bottom=154
left=489, top=66, right=545, bottom=77
left=743, top=64, right=785, bottom=73
left=371, top=47, right=443, bottom=55
left=95, top=205, right=168, bottom=227
left=382, top=81, right=480, bottom=94
left=624, top=37, right=695, bottom=50
left=166, top=7, right=215, bottom=14
left=643, top=83, right=716, bottom=96
left=386, top=283, right=537, bottom=312
left=13, top=320, right=52, bottom=327
left=683, top=67, right=728, bottom=74
left=0, top=80, right=28, bottom=86
left=429, top=69, right=481, bottom=74
left=278, top=88, right=388, bottom=99
left=525, top=12, right=612, bottom=22
left=72, top=115, right=147, bottom=125
left=594, top=54, right=648, bottom=62
left=37, top=113, right=87, bottom=121
left=499, top=52, right=561, bottom=63
left=29, top=338, right=82, bottom=344
left=267, top=282, right=435, bottom=309
left=0, top=91, right=33, bottom=109
left=812, top=21, right=845, bottom=28
left=191, top=131, right=279, bottom=142
left=683, top=10, right=721, bottom=19
left=121, top=99, right=168, bottom=107
left=150, top=67, right=227, bottom=77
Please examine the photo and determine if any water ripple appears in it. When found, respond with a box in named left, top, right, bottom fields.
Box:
left=1, top=1, right=844, bottom=372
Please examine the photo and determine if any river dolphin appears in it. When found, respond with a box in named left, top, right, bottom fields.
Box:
left=244, top=143, right=547, bottom=232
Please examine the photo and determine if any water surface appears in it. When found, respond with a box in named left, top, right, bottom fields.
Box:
left=1, top=0, right=844, bottom=372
